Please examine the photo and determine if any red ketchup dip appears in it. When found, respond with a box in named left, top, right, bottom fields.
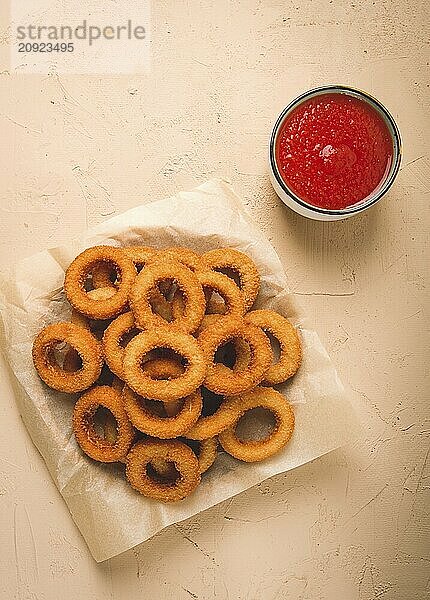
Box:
left=275, top=93, right=394, bottom=210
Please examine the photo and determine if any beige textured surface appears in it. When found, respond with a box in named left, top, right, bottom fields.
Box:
left=0, top=1, right=429, bottom=598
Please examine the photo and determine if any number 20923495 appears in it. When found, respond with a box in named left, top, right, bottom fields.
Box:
left=18, top=42, right=74, bottom=52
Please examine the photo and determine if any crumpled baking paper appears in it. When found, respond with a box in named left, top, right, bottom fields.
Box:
left=0, top=179, right=356, bottom=562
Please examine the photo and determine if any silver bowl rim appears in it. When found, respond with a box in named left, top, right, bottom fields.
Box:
left=269, top=85, right=402, bottom=216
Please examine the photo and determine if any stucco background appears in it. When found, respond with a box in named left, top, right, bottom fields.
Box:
left=0, top=1, right=429, bottom=599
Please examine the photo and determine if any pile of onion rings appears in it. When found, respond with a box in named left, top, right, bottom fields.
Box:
left=32, top=243, right=301, bottom=503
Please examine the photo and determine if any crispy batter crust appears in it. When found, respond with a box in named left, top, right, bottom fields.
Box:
left=198, top=317, right=273, bottom=395
left=196, top=314, right=251, bottom=371
left=124, top=246, right=158, bottom=268
left=92, top=246, right=158, bottom=288
left=172, top=270, right=246, bottom=321
left=130, top=259, right=205, bottom=333
left=123, top=386, right=202, bottom=438
left=64, top=245, right=136, bottom=319
left=70, top=287, right=117, bottom=330
left=218, top=387, right=295, bottom=462
left=193, top=437, right=218, bottom=473
left=103, top=312, right=137, bottom=380
left=202, top=248, right=260, bottom=311
left=63, top=288, right=117, bottom=371
left=141, top=357, right=184, bottom=378
left=142, top=358, right=184, bottom=416
left=72, top=386, right=134, bottom=462
left=92, top=247, right=172, bottom=320
left=32, top=322, right=103, bottom=392
left=245, top=309, right=302, bottom=384
left=123, top=329, right=207, bottom=401
left=152, top=436, right=217, bottom=477
left=155, top=247, right=204, bottom=273
left=186, top=392, right=245, bottom=440
left=126, top=439, right=200, bottom=502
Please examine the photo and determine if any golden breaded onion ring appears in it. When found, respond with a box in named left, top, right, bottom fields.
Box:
left=196, top=314, right=251, bottom=371
left=125, top=246, right=158, bottom=269
left=92, top=247, right=172, bottom=320
left=142, top=358, right=184, bottom=416
left=92, top=246, right=158, bottom=288
left=192, top=437, right=218, bottom=473
left=198, top=317, right=272, bottom=396
left=102, top=312, right=139, bottom=380
left=70, top=287, right=117, bottom=328
left=64, top=287, right=115, bottom=373
left=130, top=259, right=205, bottom=333
left=152, top=436, right=217, bottom=477
left=64, top=245, right=136, bottom=319
left=72, top=386, right=134, bottom=462
left=186, top=391, right=244, bottom=440
left=202, top=248, right=260, bottom=311
left=123, top=386, right=202, bottom=438
left=124, top=352, right=201, bottom=437
left=70, top=287, right=115, bottom=331
left=32, top=322, right=103, bottom=392
left=156, top=247, right=204, bottom=273
left=126, top=439, right=200, bottom=502
left=245, top=309, right=302, bottom=384
left=218, top=387, right=295, bottom=462
left=172, top=270, right=246, bottom=322
left=123, top=329, right=207, bottom=401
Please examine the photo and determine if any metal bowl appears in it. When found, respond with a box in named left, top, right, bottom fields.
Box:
left=268, top=85, right=402, bottom=221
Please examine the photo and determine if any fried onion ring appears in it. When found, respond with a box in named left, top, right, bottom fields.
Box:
left=142, top=358, right=184, bottom=416
left=125, top=246, right=158, bottom=269
left=152, top=436, right=217, bottom=477
left=32, top=322, right=103, bottom=392
left=130, top=259, right=205, bottom=333
left=172, top=270, right=246, bottom=322
left=123, top=386, right=202, bottom=438
left=202, top=248, right=260, bottom=311
left=92, top=245, right=158, bottom=287
left=93, top=247, right=197, bottom=321
left=123, top=329, right=207, bottom=401
left=188, top=437, right=218, bottom=473
left=64, top=287, right=117, bottom=373
left=103, top=312, right=139, bottom=380
left=72, top=386, right=134, bottom=462
left=64, top=290, right=115, bottom=372
left=218, top=387, right=295, bottom=462
left=156, top=247, right=204, bottom=273
left=186, top=391, right=245, bottom=440
left=92, top=247, right=172, bottom=319
left=198, top=318, right=272, bottom=395
left=126, top=439, right=200, bottom=502
left=65, top=245, right=136, bottom=319
left=70, top=287, right=117, bottom=327
left=245, top=309, right=302, bottom=384
left=196, top=314, right=251, bottom=371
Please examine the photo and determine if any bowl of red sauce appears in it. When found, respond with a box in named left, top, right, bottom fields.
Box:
left=269, top=85, right=401, bottom=220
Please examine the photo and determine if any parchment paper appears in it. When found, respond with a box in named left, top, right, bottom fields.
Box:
left=0, top=179, right=356, bottom=562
